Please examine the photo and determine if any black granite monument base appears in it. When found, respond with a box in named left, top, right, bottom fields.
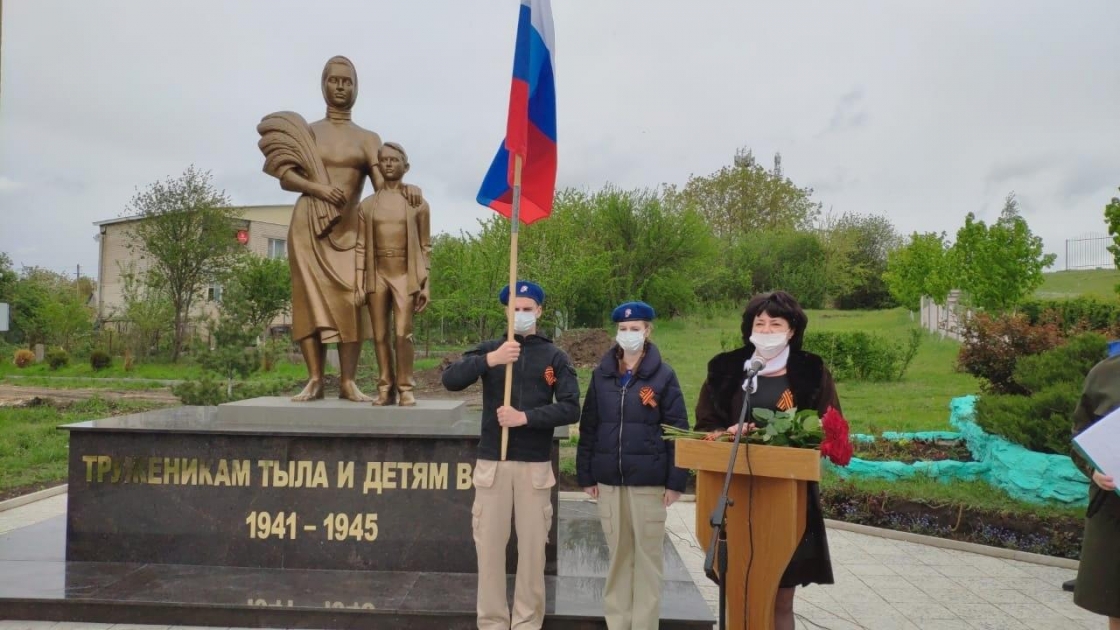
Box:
left=0, top=400, right=714, bottom=628
left=62, top=400, right=558, bottom=575
left=0, top=503, right=715, bottom=629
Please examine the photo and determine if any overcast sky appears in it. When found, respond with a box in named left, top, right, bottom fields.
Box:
left=2, top=0, right=1118, bottom=281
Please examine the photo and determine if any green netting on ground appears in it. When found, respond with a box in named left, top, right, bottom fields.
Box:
left=949, top=395, right=1087, bottom=505
left=830, top=396, right=1089, bottom=506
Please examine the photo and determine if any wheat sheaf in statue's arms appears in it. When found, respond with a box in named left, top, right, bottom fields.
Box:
left=661, top=406, right=853, bottom=466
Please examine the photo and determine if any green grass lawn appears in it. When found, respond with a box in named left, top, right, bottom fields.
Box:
left=1036, top=268, right=1120, bottom=299
left=652, top=307, right=979, bottom=434
left=0, top=398, right=169, bottom=492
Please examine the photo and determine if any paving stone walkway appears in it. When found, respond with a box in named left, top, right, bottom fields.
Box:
left=0, top=491, right=1102, bottom=630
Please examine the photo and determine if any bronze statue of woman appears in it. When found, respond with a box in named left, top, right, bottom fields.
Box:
left=257, top=55, right=420, bottom=402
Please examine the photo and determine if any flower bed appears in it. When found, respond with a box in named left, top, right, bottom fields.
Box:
left=829, top=395, right=1089, bottom=507
left=851, top=436, right=971, bottom=463
left=822, top=481, right=1084, bottom=559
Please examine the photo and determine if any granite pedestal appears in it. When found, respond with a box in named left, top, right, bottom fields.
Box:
left=0, top=502, right=714, bottom=628
left=0, top=400, right=715, bottom=628
left=63, top=398, right=557, bottom=574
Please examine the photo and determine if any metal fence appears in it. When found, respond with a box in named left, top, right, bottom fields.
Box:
left=1065, top=233, right=1113, bottom=270
left=920, top=290, right=967, bottom=342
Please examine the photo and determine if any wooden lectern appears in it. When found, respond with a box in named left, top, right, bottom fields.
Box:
left=676, top=439, right=820, bottom=630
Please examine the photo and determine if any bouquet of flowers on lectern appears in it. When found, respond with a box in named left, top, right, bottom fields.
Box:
left=662, top=406, right=853, bottom=466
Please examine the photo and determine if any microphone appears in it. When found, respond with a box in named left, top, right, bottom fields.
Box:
left=741, top=357, right=766, bottom=391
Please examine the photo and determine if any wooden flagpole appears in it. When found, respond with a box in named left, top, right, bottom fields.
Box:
left=501, top=155, right=524, bottom=461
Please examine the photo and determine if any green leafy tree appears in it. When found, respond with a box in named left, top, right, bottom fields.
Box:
left=738, top=229, right=831, bottom=309
left=821, top=213, right=902, bottom=309
left=218, top=254, right=291, bottom=335
left=950, top=193, right=1056, bottom=311
left=0, top=253, right=19, bottom=343
left=200, top=314, right=261, bottom=400
left=0, top=253, right=17, bottom=303
left=6, top=267, right=92, bottom=349
left=40, top=289, right=93, bottom=351
left=115, top=262, right=175, bottom=359
left=667, top=149, right=820, bottom=246
left=584, top=186, right=716, bottom=319
left=884, top=232, right=953, bottom=311
left=519, top=188, right=614, bottom=329
left=1105, top=188, right=1120, bottom=295
left=427, top=217, right=512, bottom=342
left=193, top=253, right=292, bottom=397
left=123, top=166, right=240, bottom=361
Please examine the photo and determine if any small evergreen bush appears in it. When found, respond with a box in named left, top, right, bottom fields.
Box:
left=46, top=348, right=70, bottom=371
left=89, top=350, right=112, bottom=371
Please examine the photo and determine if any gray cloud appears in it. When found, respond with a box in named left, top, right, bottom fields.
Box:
left=2, top=0, right=1119, bottom=273
left=823, top=88, right=869, bottom=135
left=985, top=156, right=1056, bottom=188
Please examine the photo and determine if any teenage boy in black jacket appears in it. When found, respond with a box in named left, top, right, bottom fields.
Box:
left=442, top=280, right=579, bottom=630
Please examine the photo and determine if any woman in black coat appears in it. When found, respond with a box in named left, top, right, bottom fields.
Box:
left=695, top=291, right=839, bottom=630
left=577, top=301, right=690, bottom=630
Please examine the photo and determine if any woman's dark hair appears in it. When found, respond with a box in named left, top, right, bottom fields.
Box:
left=740, top=291, right=808, bottom=351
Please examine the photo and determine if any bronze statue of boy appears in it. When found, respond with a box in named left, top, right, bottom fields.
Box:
left=359, top=142, right=430, bottom=406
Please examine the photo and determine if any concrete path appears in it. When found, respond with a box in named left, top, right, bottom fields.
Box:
left=0, top=490, right=1103, bottom=630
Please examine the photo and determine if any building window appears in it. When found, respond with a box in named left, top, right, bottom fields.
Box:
left=207, top=284, right=223, bottom=302
left=268, top=238, right=287, bottom=259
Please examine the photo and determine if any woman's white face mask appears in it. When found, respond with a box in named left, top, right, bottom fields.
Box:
left=749, top=332, right=789, bottom=357
left=750, top=313, right=793, bottom=358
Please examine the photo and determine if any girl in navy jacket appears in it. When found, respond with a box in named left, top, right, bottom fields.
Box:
left=576, top=301, right=689, bottom=629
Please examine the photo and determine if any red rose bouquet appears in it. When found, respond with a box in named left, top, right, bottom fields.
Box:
left=818, top=406, right=853, bottom=466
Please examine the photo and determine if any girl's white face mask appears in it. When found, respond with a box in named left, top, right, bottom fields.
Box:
left=616, top=330, right=646, bottom=353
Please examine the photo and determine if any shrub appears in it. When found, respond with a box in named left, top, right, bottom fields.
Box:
left=804, top=329, right=921, bottom=382
left=46, top=348, right=70, bottom=371
left=974, top=334, right=1107, bottom=454
left=1013, top=333, right=1107, bottom=395
left=89, top=350, right=112, bottom=371
left=258, top=338, right=288, bottom=373
left=173, top=377, right=296, bottom=406
left=957, top=312, right=1063, bottom=394
left=1020, top=297, right=1120, bottom=335
left=13, top=348, right=35, bottom=368
left=974, top=382, right=1081, bottom=455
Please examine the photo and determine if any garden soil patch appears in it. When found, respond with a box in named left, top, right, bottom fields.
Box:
left=853, top=438, right=973, bottom=463
left=822, top=483, right=1084, bottom=559
left=0, top=385, right=178, bottom=405
left=556, top=328, right=612, bottom=368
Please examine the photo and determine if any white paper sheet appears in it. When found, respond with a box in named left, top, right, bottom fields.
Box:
left=1073, top=405, right=1120, bottom=497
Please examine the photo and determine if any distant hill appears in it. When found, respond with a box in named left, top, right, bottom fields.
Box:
left=1036, top=269, right=1120, bottom=300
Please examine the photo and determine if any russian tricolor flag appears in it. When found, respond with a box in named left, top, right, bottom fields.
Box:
left=477, top=0, right=557, bottom=224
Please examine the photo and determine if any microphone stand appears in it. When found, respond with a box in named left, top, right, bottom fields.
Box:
left=703, top=367, right=757, bottom=630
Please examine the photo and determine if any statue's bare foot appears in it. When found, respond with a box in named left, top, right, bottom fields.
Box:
left=398, top=391, right=416, bottom=407
left=291, top=378, right=324, bottom=402
left=373, top=390, right=396, bottom=406
left=339, top=380, right=374, bottom=403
